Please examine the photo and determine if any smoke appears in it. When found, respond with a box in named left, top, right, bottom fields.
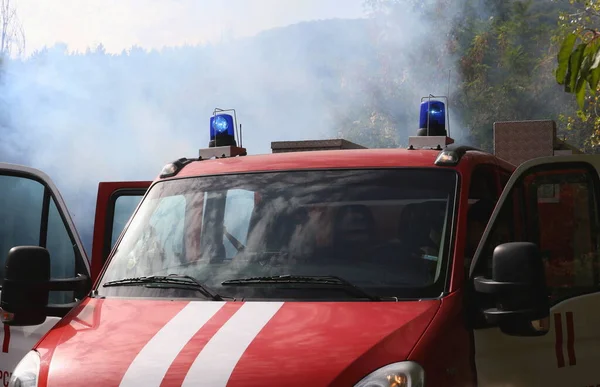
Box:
left=0, top=0, right=496, bottom=255
left=0, top=18, right=374, bottom=254
left=335, top=0, right=477, bottom=147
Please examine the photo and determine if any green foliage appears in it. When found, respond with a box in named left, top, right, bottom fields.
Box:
left=449, top=0, right=572, bottom=150
left=356, top=0, right=598, bottom=152
left=555, top=33, right=600, bottom=108
left=555, top=1, right=600, bottom=107
left=554, top=0, right=600, bottom=147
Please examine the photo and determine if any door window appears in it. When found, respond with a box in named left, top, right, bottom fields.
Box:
left=474, top=162, right=600, bottom=304
left=100, top=189, right=147, bottom=268
left=0, top=173, right=82, bottom=304
left=0, top=175, right=44, bottom=281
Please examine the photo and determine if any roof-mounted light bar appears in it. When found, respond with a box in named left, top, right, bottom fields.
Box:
left=419, top=96, right=449, bottom=137
left=408, top=95, right=455, bottom=150
left=209, top=108, right=243, bottom=148
left=203, top=107, right=247, bottom=159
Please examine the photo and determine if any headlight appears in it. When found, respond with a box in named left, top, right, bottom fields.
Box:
left=354, top=361, right=424, bottom=387
left=8, top=350, right=40, bottom=387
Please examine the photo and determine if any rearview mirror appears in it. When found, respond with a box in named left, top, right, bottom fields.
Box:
left=1, top=246, right=92, bottom=326
left=473, top=242, right=549, bottom=336
left=1, top=246, right=50, bottom=326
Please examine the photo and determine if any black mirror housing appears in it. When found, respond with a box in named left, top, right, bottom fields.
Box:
left=474, top=242, right=550, bottom=336
left=1, top=246, right=51, bottom=326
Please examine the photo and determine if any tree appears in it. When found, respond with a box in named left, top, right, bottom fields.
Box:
left=554, top=0, right=600, bottom=149
left=555, top=1, right=600, bottom=109
left=351, top=0, right=570, bottom=150
left=359, top=1, right=569, bottom=150
left=0, top=0, right=25, bottom=58
left=451, top=0, right=568, bottom=150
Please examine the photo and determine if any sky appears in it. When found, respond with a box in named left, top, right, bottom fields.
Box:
left=16, top=0, right=367, bottom=55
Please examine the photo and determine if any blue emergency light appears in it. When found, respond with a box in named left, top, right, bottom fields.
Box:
left=418, top=100, right=447, bottom=136
left=209, top=113, right=237, bottom=147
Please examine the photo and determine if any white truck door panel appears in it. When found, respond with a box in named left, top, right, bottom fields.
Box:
left=0, top=163, right=89, bottom=378
left=473, top=293, right=600, bottom=386
left=470, top=155, right=600, bottom=387
left=0, top=316, right=60, bottom=381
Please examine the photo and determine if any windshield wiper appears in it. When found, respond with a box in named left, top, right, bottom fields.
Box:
left=221, top=274, right=388, bottom=301
left=103, top=274, right=225, bottom=301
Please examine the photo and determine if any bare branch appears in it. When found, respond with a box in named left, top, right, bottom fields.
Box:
left=0, top=0, right=24, bottom=58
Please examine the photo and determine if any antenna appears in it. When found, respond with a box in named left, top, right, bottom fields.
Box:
left=447, top=69, right=451, bottom=138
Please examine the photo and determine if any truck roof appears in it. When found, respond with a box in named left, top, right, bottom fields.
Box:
left=167, top=147, right=515, bottom=180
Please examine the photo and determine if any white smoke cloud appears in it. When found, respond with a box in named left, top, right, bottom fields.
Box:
left=0, top=18, right=372, bottom=253
left=0, top=0, right=479, bottom=255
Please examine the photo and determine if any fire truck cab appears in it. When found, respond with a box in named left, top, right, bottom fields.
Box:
left=1, top=103, right=599, bottom=386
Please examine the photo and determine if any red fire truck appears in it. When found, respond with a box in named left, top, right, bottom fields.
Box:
left=0, top=102, right=598, bottom=386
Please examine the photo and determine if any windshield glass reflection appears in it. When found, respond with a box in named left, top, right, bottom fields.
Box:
left=98, top=168, right=457, bottom=300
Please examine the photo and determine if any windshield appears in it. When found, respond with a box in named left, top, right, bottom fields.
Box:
left=97, top=168, right=457, bottom=300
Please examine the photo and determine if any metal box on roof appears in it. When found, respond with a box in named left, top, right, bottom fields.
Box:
left=270, top=139, right=367, bottom=153
left=493, top=119, right=582, bottom=166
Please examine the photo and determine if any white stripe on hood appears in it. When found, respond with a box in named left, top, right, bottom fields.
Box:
left=119, top=301, right=226, bottom=387
left=182, top=302, right=284, bottom=387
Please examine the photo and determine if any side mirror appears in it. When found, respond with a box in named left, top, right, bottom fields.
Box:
left=1, top=246, right=50, bottom=326
left=473, top=242, right=549, bottom=337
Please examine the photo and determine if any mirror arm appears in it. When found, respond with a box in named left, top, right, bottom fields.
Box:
left=47, top=274, right=90, bottom=292
left=2, top=275, right=90, bottom=293
left=481, top=307, right=549, bottom=321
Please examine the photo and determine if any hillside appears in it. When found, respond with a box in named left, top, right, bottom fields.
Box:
left=0, top=17, right=377, bottom=254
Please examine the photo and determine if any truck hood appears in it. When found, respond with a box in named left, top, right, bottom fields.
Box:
left=37, top=298, right=440, bottom=386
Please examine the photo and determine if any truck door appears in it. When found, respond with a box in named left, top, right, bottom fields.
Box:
left=469, top=155, right=600, bottom=386
left=90, top=181, right=151, bottom=282
left=0, top=162, right=90, bottom=381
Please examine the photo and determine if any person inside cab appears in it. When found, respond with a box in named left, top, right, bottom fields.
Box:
left=368, top=202, right=442, bottom=285
left=331, top=204, right=376, bottom=261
